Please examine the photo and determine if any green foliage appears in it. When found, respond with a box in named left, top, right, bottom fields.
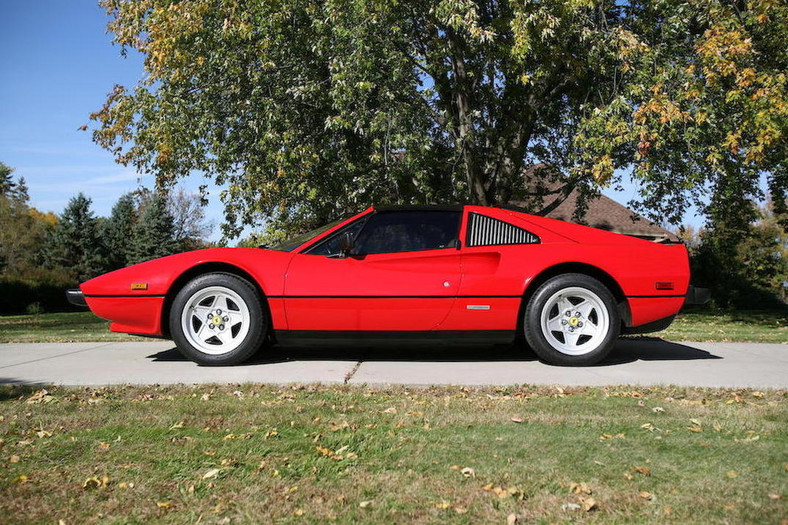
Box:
left=689, top=198, right=787, bottom=308
left=0, top=167, right=56, bottom=278
left=92, top=0, right=788, bottom=238
left=44, top=193, right=106, bottom=283
left=128, top=193, right=176, bottom=264
left=102, top=192, right=138, bottom=269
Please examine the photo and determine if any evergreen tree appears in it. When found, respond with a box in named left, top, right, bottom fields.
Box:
left=102, top=193, right=137, bottom=270
left=0, top=162, right=14, bottom=197
left=129, top=194, right=176, bottom=264
left=44, top=193, right=105, bottom=282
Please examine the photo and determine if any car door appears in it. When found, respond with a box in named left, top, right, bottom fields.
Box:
left=283, top=209, right=463, bottom=331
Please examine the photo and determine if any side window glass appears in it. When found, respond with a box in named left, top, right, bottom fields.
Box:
left=466, top=213, right=539, bottom=247
left=305, top=217, right=367, bottom=256
left=354, top=211, right=461, bottom=255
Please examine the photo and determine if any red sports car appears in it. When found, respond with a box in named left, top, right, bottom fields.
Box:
left=68, top=205, right=695, bottom=366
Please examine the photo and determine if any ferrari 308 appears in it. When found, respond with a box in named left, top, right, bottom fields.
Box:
left=67, top=205, right=695, bottom=366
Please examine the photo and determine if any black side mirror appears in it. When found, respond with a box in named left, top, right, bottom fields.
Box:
left=338, top=231, right=355, bottom=257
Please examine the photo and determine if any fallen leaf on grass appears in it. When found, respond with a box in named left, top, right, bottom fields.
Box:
left=98, top=442, right=110, bottom=450
left=26, top=390, right=55, bottom=404
left=507, top=513, right=518, bottom=524
left=36, top=430, right=52, bottom=439
left=639, top=491, right=653, bottom=500
left=634, top=466, right=651, bottom=476
left=83, top=476, right=109, bottom=489
left=430, top=500, right=451, bottom=509
left=768, top=493, right=781, bottom=500
left=203, top=469, right=221, bottom=480
left=454, top=506, right=468, bottom=514
left=156, top=502, right=174, bottom=509
left=10, top=455, right=20, bottom=463
left=570, top=482, right=592, bottom=495
left=687, top=426, right=703, bottom=433
left=652, top=406, right=665, bottom=413
left=316, top=445, right=334, bottom=457
left=580, top=497, right=597, bottom=511
left=727, top=471, right=739, bottom=479
left=294, top=509, right=305, bottom=516
left=359, top=500, right=373, bottom=508
left=14, top=474, right=29, bottom=484
left=510, top=417, right=523, bottom=423
left=461, top=467, right=475, bottom=478
left=169, top=421, right=185, bottom=430
left=382, top=407, right=397, bottom=414
left=561, top=503, right=581, bottom=511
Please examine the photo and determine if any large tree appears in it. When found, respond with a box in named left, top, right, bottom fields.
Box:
left=92, top=0, right=788, bottom=237
left=102, top=192, right=138, bottom=270
left=128, top=193, right=176, bottom=264
left=44, top=194, right=105, bottom=282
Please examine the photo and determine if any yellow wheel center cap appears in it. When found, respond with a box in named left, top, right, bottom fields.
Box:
left=212, top=316, right=223, bottom=325
left=569, top=317, right=579, bottom=327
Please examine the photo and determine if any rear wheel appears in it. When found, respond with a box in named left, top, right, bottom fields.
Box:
left=523, top=273, right=620, bottom=366
left=169, top=273, right=266, bottom=365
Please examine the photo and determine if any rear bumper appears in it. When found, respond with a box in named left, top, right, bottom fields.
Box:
left=66, top=289, right=87, bottom=308
left=684, top=286, right=710, bottom=306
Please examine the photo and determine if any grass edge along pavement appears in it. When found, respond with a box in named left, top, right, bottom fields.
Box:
left=0, top=308, right=786, bottom=344
left=0, top=384, right=785, bottom=524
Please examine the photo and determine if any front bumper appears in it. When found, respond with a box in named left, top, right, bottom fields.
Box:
left=66, top=289, right=87, bottom=308
left=684, top=285, right=710, bottom=306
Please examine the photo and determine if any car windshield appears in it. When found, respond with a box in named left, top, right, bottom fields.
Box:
left=270, top=217, right=348, bottom=252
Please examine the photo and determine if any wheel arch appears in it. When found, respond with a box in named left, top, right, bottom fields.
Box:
left=517, top=262, right=631, bottom=334
left=161, top=262, right=267, bottom=338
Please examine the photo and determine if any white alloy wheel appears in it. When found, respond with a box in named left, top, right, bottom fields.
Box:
left=539, top=286, right=610, bottom=356
left=180, top=285, right=251, bottom=355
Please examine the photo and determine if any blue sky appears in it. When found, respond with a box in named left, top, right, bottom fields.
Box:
left=0, top=1, right=222, bottom=239
left=0, top=1, right=702, bottom=241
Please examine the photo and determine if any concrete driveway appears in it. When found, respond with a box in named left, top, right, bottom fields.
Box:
left=0, top=339, right=785, bottom=389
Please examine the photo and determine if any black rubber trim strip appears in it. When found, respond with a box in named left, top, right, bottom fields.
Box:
left=84, top=294, right=166, bottom=298
left=273, top=329, right=515, bottom=345
left=626, top=294, right=686, bottom=299
left=267, top=295, right=522, bottom=299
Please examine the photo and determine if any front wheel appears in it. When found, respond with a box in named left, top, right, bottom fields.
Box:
left=169, top=273, right=267, bottom=365
left=523, top=274, right=620, bottom=366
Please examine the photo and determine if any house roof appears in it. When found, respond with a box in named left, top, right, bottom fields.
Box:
left=511, top=166, right=679, bottom=242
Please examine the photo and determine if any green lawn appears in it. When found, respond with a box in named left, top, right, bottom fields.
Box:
left=0, top=311, right=140, bottom=343
left=658, top=309, right=787, bottom=344
left=1, top=309, right=785, bottom=344
left=0, top=384, right=785, bottom=524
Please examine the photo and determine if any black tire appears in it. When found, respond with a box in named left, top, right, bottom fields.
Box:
left=169, top=272, right=267, bottom=365
left=523, top=273, right=620, bottom=366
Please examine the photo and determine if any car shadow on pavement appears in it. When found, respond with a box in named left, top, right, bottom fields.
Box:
left=146, top=337, right=721, bottom=367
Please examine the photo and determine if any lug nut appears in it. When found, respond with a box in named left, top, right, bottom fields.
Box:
left=219, top=324, right=225, bottom=330
left=574, top=311, right=581, bottom=317
left=565, top=311, right=571, bottom=317
left=216, top=309, right=222, bottom=315
left=223, top=316, right=229, bottom=322
left=568, top=327, right=575, bottom=332
left=561, top=319, right=568, bottom=325
left=208, top=323, right=214, bottom=329
left=578, top=321, right=584, bottom=327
